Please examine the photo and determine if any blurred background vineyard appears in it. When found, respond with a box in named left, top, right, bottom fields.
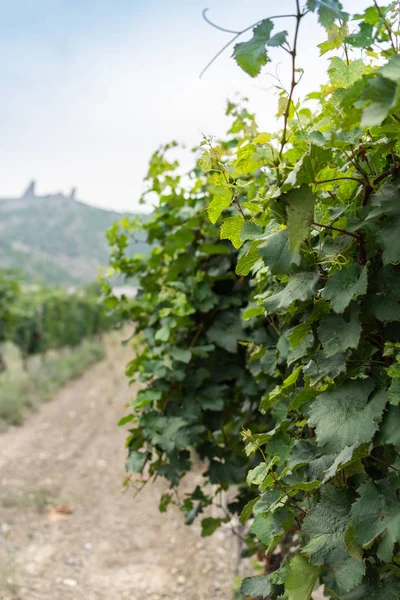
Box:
left=0, top=270, right=112, bottom=428
left=0, top=182, right=148, bottom=429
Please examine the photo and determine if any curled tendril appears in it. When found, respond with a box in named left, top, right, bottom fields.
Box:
left=202, top=9, right=241, bottom=34
left=318, top=254, right=350, bottom=269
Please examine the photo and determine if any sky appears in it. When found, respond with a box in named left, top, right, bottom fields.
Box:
left=0, top=0, right=371, bottom=212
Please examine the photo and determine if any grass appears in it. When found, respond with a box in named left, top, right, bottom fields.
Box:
left=0, top=340, right=105, bottom=429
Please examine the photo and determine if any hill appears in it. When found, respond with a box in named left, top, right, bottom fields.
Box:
left=0, top=182, right=147, bottom=285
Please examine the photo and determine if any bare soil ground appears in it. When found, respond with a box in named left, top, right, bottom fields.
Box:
left=0, top=335, right=240, bottom=600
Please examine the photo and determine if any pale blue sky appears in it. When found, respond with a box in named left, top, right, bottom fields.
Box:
left=0, top=0, right=370, bottom=211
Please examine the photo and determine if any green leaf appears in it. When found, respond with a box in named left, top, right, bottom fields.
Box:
left=126, top=450, right=147, bottom=473
left=303, top=350, right=346, bottom=385
left=253, top=132, right=271, bottom=144
left=345, top=22, right=374, bottom=48
left=241, top=576, right=272, bottom=598
left=364, top=265, right=400, bottom=322
left=198, top=151, right=212, bottom=172
left=220, top=215, right=245, bottom=249
left=361, top=76, right=398, bottom=127
left=307, top=0, right=348, bottom=28
left=118, top=414, right=134, bottom=426
left=322, top=265, right=368, bottom=313
left=302, top=486, right=365, bottom=593
left=251, top=508, right=294, bottom=553
left=308, top=379, right=387, bottom=453
left=376, top=404, right=400, bottom=450
left=258, top=229, right=300, bottom=275
left=328, top=57, right=365, bottom=88
left=289, top=388, right=318, bottom=411
left=268, top=30, right=288, bottom=47
left=285, top=186, right=315, bottom=252
left=240, top=221, right=263, bottom=241
left=264, top=271, right=319, bottom=314
left=342, top=575, right=400, bottom=600
left=236, top=247, right=260, bottom=276
left=352, top=479, right=400, bottom=562
left=260, top=366, right=302, bottom=413
left=285, top=554, right=320, bottom=600
left=201, top=517, right=225, bottom=537
left=289, top=301, right=330, bottom=348
left=388, top=379, right=400, bottom=405
left=285, top=145, right=332, bottom=187
left=207, top=189, right=231, bottom=224
left=239, top=497, right=258, bottom=525
left=247, top=456, right=280, bottom=486
left=206, top=312, right=244, bottom=353
left=317, top=307, right=361, bottom=357
left=318, top=23, right=349, bottom=55
left=233, top=19, right=274, bottom=77
left=377, top=218, right=400, bottom=265
left=170, top=347, right=192, bottom=364
left=322, top=443, right=370, bottom=482
left=242, top=305, right=264, bottom=320
left=344, top=524, right=363, bottom=561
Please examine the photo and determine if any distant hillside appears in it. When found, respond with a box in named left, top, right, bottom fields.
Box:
left=0, top=182, right=147, bottom=286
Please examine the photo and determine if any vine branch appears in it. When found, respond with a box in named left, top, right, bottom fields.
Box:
left=279, top=1, right=305, bottom=158
left=312, top=221, right=360, bottom=240
left=373, top=0, right=396, bottom=53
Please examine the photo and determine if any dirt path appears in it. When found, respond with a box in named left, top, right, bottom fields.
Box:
left=0, top=335, right=239, bottom=600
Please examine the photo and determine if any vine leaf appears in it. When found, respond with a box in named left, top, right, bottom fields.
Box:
left=258, top=229, right=300, bottom=275
left=289, top=301, right=329, bottom=348
left=284, top=145, right=332, bottom=187
left=317, top=306, right=361, bottom=357
left=341, top=575, right=400, bottom=600
left=240, top=575, right=272, bottom=598
left=240, top=221, right=263, bottom=241
left=201, top=517, right=226, bottom=536
left=307, top=0, right=348, bottom=28
left=377, top=219, right=400, bottom=265
left=233, top=19, right=287, bottom=77
left=360, top=56, right=400, bottom=128
left=351, top=479, right=400, bottom=562
left=207, top=188, right=231, bottom=224
left=264, top=271, right=319, bottom=313
left=328, top=57, right=365, bottom=88
left=198, top=151, right=212, bottom=172
left=285, top=554, right=320, bottom=600
left=318, top=23, right=348, bottom=55
left=345, top=22, right=374, bottom=48
left=322, top=443, right=369, bottom=483
left=360, top=75, right=398, bottom=127
left=376, top=405, right=400, bottom=450
left=251, top=508, right=294, bottom=554
left=321, top=264, right=368, bottom=313
left=286, top=185, right=315, bottom=252
left=364, top=265, right=400, bottom=322
left=303, top=350, right=346, bottom=385
left=308, top=379, right=387, bottom=453
left=302, top=486, right=365, bottom=593
left=206, top=312, right=245, bottom=353
left=125, top=450, right=147, bottom=473
left=236, top=247, right=260, bottom=276
left=170, top=348, right=192, bottom=364
left=220, top=215, right=244, bottom=248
